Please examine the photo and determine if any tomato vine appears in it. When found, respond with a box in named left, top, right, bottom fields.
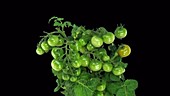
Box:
left=36, top=16, right=138, bottom=96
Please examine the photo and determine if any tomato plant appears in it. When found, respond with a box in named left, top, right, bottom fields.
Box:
left=35, top=16, right=138, bottom=96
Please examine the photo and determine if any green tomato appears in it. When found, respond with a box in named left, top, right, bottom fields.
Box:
left=112, top=66, right=125, bottom=76
left=36, top=47, right=44, bottom=55
left=89, top=60, right=102, bottom=71
left=56, top=37, right=64, bottom=46
left=51, top=59, right=63, bottom=71
left=91, top=36, right=103, bottom=47
left=87, top=43, right=94, bottom=51
left=47, top=35, right=59, bottom=46
left=70, top=76, right=77, bottom=82
left=102, top=32, right=115, bottom=44
left=51, top=48, right=64, bottom=59
left=70, top=51, right=80, bottom=60
left=102, top=55, right=110, bottom=61
left=74, top=68, right=81, bottom=76
left=98, top=48, right=107, bottom=55
left=118, top=44, right=131, bottom=58
left=72, top=60, right=81, bottom=68
left=79, top=46, right=86, bottom=53
left=103, top=63, right=113, bottom=72
left=79, top=55, right=90, bottom=67
left=75, top=41, right=81, bottom=51
left=69, top=41, right=81, bottom=51
left=114, top=26, right=127, bottom=39
left=97, top=83, right=106, bottom=91
left=62, top=74, right=70, bottom=81
left=79, top=38, right=87, bottom=46
left=41, top=41, right=50, bottom=53
left=96, top=91, right=104, bottom=96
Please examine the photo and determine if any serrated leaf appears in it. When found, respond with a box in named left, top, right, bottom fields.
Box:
left=124, top=79, right=138, bottom=91
left=74, top=82, right=93, bottom=96
left=106, top=82, right=122, bottom=95
left=116, top=87, right=135, bottom=96
left=53, top=21, right=61, bottom=26
left=110, top=73, right=120, bottom=81
left=86, top=78, right=100, bottom=90
left=103, top=73, right=110, bottom=82
left=74, top=76, right=99, bottom=96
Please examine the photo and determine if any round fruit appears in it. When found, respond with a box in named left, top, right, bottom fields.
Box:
left=102, top=32, right=115, bottom=44
left=91, top=36, right=103, bottom=47
left=114, top=26, right=127, bottom=39
left=118, top=44, right=131, bottom=58
left=47, top=35, right=59, bottom=46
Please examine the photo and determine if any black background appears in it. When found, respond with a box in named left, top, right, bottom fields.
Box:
left=4, top=1, right=169, bottom=96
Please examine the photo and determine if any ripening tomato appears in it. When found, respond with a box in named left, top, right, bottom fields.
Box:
left=118, top=44, right=131, bottom=58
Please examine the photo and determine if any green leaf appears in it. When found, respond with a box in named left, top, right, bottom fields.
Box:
left=52, top=68, right=57, bottom=76
left=113, top=56, right=122, bottom=64
left=110, top=73, right=120, bottom=81
left=124, top=79, right=138, bottom=91
left=104, top=92, right=112, bottom=96
left=62, top=81, right=75, bottom=96
left=57, top=17, right=64, bottom=21
left=103, top=73, right=110, bottom=82
left=106, top=82, right=122, bottom=95
left=54, top=79, right=61, bottom=92
left=74, top=84, right=92, bottom=96
left=116, top=87, right=135, bottom=96
left=74, top=74, right=100, bottom=96
left=117, top=62, right=128, bottom=68
left=53, top=21, right=61, bottom=26
left=64, top=21, right=72, bottom=27
left=86, top=78, right=100, bottom=90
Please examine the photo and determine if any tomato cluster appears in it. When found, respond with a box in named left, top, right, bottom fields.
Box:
left=36, top=17, right=132, bottom=96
